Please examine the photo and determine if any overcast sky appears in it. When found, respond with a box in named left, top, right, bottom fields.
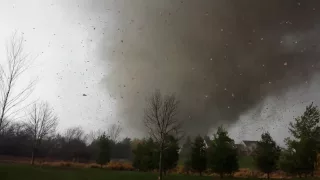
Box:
left=1, top=1, right=320, bottom=146
left=0, top=0, right=115, bottom=133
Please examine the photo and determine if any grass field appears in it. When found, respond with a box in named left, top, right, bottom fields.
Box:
left=0, top=164, right=213, bottom=180
left=0, top=163, right=318, bottom=180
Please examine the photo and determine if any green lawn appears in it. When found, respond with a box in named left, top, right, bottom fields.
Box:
left=0, top=164, right=215, bottom=180
left=0, top=164, right=317, bottom=180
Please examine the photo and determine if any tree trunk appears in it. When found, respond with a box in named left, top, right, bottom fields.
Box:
left=220, top=172, right=224, bottom=179
left=200, top=171, right=202, bottom=176
left=267, top=173, right=270, bottom=179
left=158, top=142, right=163, bottom=180
left=31, top=147, right=35, bottom=165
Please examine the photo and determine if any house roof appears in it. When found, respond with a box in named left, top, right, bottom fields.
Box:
left=242, top=140, right=258, bottom=147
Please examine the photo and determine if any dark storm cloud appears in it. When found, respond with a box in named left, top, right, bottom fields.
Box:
left=91, top=0, right=320, bottom=136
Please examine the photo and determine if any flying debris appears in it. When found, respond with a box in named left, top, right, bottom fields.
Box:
left=83, top=94, right=87, bottom=96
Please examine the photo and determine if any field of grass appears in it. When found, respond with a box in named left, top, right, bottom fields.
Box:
left=0, top=163, right=318, bottom=180
left=0, top=164, right=214, bottom=180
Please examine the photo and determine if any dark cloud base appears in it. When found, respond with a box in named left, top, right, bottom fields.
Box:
left=96, top=0, right=320, bottom=136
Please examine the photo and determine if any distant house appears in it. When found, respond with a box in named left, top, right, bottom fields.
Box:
left=235, top=140, right=258, bottom=156
left=242, top=140, right=258, bottom=155
left=235, top=143, right=247, bottom=155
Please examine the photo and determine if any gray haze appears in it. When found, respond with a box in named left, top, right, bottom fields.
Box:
left=58, top=0, right=320, bottom=139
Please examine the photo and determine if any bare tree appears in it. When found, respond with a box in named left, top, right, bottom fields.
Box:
left=27, top=101, right=58, bottom=165
left=143, top=90, right=183, bottom=180
left=107, top=123, right=122, bottom=142
left=87, top=129, right=104, bottom=144
left=63, top=126, right=89, bottom=162
left=0, top=119, right=10, bottom=136
left=1, top=120, right=27, bottom=137
left=0, top=31, right=37, bottom=132
left=64, top=126, right=87, bottom=143
left=87, top=123, right=122, bottom=144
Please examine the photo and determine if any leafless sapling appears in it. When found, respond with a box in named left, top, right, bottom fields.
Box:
left=143, top=90, right=183, bottom=180
left=27, top=102, right=58, bottom=165
left=107, top=123, right=122, bottom=142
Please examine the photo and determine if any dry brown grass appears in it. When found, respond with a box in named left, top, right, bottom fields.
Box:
left=4, top=155, right=320, bottom=178
left=169, top=166, right=298, bottom=178
left=106, top=161, right=134, bottom=171
left=0, top=155, right=134, bottom=171
left=40, top=161, right=87, bottom=168
left=37, top=161, right=134, bottom=171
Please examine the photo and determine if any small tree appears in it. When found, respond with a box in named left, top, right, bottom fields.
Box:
left=63, top=127, right=88, bottom=162
left=278, top=148, right=297, bottom=176
left=107, top=123, right=122, bottom=142
left=253, top=132, right=281, bottom=179
left=132, top=141, right=146, bottom=171
left=96, top=133, right=110, bottom=168
left=27, top=102, right=58, bottom=165
left=143, top=90, right=183, bottom=180
left=208, top=126, right=238, bottom=178
left=281, top=103, right=320, bottom=177
left=191, top=135, right=207, bottom=176
left=163, top=135, right=180, bottom=175
left=132, top=138, right=158, bottom=171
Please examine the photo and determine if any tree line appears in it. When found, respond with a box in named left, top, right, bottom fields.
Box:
left=0, top=120, right=133, bottom=163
